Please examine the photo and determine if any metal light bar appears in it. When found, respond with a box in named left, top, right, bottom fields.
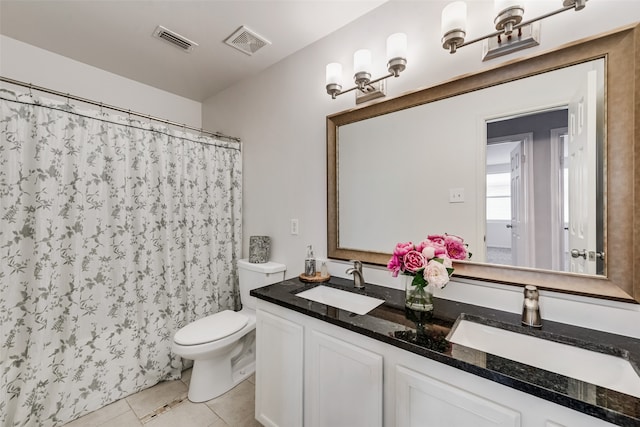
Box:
left=328, top=71, right=395, bottom=99
left=326, top=33, right=407, bottom=103
left=458, top=4, right=574, bottom=51
left=442, top=0, right=587, bottom=56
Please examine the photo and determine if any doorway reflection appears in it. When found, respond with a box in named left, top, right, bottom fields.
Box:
left=485, top=109, right=572, bottom=271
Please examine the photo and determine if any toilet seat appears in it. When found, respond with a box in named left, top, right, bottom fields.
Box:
left=174, top=310, right=248, bottom=346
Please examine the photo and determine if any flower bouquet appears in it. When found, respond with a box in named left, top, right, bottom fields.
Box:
left=387, top=234, right=470, bottom=312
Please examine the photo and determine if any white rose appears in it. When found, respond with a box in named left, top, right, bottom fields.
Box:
left=423, top=260, right=450, bottom=289
left=440, top=256, right=453, bottom=269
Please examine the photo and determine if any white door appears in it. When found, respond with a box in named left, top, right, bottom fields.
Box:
left=255, top=309, right=304, bottom=427
left=509, top=140, right=533, bottom=267
left=549, top=129, right=570, bottom=272
left=305, top=329, right=383, bottom=427
left=567, top=70, right=598, bottom=274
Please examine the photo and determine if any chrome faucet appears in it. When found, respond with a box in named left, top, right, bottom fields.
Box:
left=521, top=285, right=542, bottom=328
left=345, top=260, right=365, bottom=289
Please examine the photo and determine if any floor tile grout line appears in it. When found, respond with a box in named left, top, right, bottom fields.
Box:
left=124, top=398, right=137, bottom=421
left=138, top=394, right=189, bottom=424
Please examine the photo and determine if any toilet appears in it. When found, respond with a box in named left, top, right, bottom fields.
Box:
left=172, top=259, right=286, bottom=402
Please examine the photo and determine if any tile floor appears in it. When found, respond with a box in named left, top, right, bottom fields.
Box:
left=63, top=369, right=261, bottom=427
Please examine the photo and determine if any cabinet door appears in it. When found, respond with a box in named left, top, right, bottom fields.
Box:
left=395, top=365, right=521, bottom=427
left=306, top=329, right=383, bottom=427
left=255, top=309, right=304, bottom=427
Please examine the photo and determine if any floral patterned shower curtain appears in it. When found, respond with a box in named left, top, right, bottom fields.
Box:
left=0, top=90, right=242, bottom=426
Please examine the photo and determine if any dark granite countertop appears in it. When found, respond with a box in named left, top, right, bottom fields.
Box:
left=251, top=277, right=640, bottom=426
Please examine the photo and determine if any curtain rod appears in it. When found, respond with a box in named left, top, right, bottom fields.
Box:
left=0, top=76, right=241, bottom=143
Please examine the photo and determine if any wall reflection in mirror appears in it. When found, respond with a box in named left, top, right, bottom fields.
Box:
left=337, top=58, right=604, bottom=276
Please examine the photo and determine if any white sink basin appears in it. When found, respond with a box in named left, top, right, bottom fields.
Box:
left=295, top=285, right=384, bottom=315
left=447, top=319, right=640, bottom=398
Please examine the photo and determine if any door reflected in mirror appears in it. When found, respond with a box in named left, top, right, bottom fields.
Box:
left=485, top=64, right=604, bottom=275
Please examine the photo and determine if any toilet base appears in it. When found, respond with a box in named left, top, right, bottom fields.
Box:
left=188, top=357, right=255, bottom=402
left=185, top=329, right=257, bottom=403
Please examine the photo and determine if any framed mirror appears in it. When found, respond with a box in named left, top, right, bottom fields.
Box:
left=327, top=24, right=639, bottom=302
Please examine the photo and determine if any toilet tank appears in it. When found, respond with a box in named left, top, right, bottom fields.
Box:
left=238, top=259, right=286, bottom=310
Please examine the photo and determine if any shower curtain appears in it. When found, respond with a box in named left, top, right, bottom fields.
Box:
left=0, top=90, right=242, bottom=426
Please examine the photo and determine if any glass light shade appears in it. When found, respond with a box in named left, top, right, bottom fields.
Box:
left=441, top=2, right=467, bottom=36
left=386, top=33, right=407, bottom=61
left=353, top=49, right=372, bottom=74
left=325, top=63, right=343, bottom=86
left=494, top=0, right=523, bottom=14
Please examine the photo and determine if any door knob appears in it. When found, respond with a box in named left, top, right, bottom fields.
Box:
left=506, top=224, right=513, bottom=228
left=570, top=249, right=587, bottom=259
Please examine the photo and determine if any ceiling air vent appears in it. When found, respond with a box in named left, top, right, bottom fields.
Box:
left=224, top=26, right=271, bottom=56
left=153, top=25, right=198, bottom=52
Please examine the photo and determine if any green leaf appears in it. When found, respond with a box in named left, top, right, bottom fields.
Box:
left=411, top=273, right=427, bottom=290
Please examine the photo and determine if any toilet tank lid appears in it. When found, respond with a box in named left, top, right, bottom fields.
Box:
left=174, top=310, right=248, bottom=346
left=238, top=259, right=286, bottom=274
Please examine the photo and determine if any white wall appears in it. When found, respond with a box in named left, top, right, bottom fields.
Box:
left=202, top=0, right=640, bottom=338
left=0, top=35, right=201, bottom=126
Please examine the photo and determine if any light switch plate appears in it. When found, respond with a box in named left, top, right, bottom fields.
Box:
left=449, top=188, right=464, bottom=203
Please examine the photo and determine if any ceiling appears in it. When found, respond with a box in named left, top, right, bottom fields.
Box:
left=0, top=0, right=387, bottom=102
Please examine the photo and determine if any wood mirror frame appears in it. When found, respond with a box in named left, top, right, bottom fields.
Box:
left=327, top=23, right=639, bottom=303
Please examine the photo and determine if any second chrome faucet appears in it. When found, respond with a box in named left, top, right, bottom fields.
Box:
left=346, top=260, right=365, bottom=289
left=521, top=285, right=542, bottom=328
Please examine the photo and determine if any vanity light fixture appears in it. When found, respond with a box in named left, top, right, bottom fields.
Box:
left=326, top=33, right=407, bottom=104
left=441, top=0, right=587, bottom=60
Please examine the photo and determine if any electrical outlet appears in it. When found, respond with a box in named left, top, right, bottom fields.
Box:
left=449, top=188, right=465, bottom=203
left=290, top=218, right=299, bottom=235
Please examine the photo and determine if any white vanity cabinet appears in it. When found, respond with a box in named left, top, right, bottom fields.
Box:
left=256, top=300, right=384, bottom=427
left=255, top=307, right=304, bottom=427
left=305, top=328, right=383, bottom=427
left=255, top=299, right=619, bottom=427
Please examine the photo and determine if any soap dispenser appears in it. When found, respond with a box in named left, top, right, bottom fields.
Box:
left=305, top=245, right=316, bottom=277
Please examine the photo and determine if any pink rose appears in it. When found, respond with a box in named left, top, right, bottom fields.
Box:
left=421, top=238, right=446, bottom=259
left=444, top=234, right=468, bottom=260
left=403, top=250, right=426, bottom=273
left=393, top=242, right=414, bottom=257
left=427, top=234, right=446, bottom=246
left=387, top=255, right=402, bottom=277
left=423, top=259, right=450, bottom=289
left=389, top=234, right=467, bottom=281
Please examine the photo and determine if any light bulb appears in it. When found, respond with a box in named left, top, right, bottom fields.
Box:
left=386, top=33, right=407, bottom=61
left=494, top=0, right=523, bottom=15
left=494, top=0, right=525, bottom=32
left=441, top=1, right=467, bottom=36
left=353, top=49, right=372, bottom=75
left=325, top=63, right=343, bottom=86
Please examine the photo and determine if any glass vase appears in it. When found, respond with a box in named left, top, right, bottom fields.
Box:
left=404, top=275, right=434, bottom=312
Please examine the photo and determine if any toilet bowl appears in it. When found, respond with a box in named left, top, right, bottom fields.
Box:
left=172, top=259, right=286, bottom=402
